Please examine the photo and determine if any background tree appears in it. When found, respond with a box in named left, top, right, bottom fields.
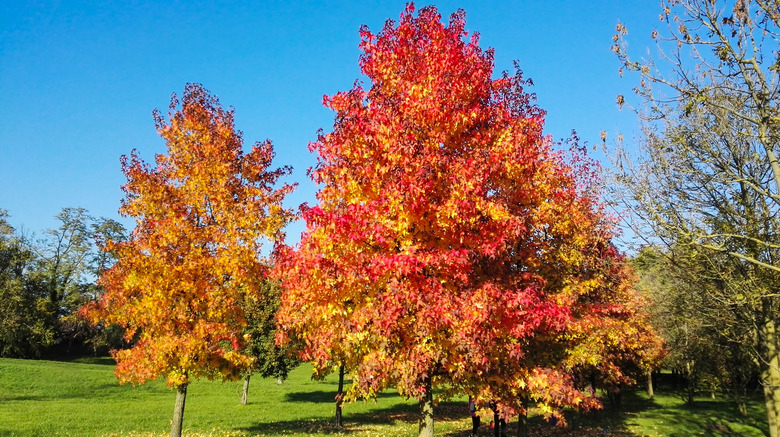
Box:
left=477, top=243, right=664, bottom=432
left=613, top=1, right=780, bottom=434
left=633, top=245, right=759, bottom=413
left=37, top=208, right=92, bottom=313
left=69, top=217, right=128, bottom=356
left=54, top=215, right=130, bottom=355
left=565, top=250, right=666, bottom=409
left=239, top=278, right=299, bottom=405
left=0, top=208, right=125, bottom=358
left=83, top=83, right=295, bottom=437
left=0, top=209, right=50, bottom=357
left=276, top=5, right=660, bottom=435
left=24, top=207, right=94, bottom=353
left=90, top=217, right=128, bottom=275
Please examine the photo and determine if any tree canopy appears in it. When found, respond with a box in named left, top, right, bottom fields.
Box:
left=276, top=4, right=662, bottom=434
left=83, top=84, right=295, bottom=437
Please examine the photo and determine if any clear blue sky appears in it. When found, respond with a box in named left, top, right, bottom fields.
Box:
left=1, top=1, right=658, bottom=243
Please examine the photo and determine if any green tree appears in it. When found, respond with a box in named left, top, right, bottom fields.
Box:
left=613, top=1, right=780, bottom=433
left=0, top=209, right=52, bottom=357
left=239, top=279, right=299, bottom=405
left=633, top=246, right=757, bottom=412
left=0, top=209, right=127, bottom=357
left=25, top=207, right=94, bottom=354
left=68, top=217, right=128, bottom=356
left=36, top=207, right=93, bottom=311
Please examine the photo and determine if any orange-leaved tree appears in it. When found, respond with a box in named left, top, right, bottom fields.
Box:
left=275, top=4, right=658, bottom=436
left=481, top=241, right=665, bottom=434
left=565, top=248, right=666, bottom=405
left=83, top=83, right=295, bottom=437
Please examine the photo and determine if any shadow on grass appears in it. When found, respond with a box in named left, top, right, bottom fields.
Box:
left=447, top=389, right=767, bottom=437
left=239, top=400, right=470, bottom=435
left=238, top=403, right=412, bottom=435
left=0, top=395, right=48, bottom=402
left=243, top=387, right=768, bottom=437
left=285, top=389, right=405, bottom=403
left=42, top=355, right=117, bottom=366
left=68, top=356, right=117, bottom=366
left=645, top=399, right=765, bottom=436
left=573, top=389, right=767, bottom=437
left=0, top=383, right=123, bottom=402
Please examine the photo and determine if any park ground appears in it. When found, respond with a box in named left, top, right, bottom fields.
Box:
left=0, top=357, right=769, bottom=436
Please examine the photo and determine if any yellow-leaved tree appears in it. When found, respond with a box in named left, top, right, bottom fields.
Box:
left=83, top=83, right=295, bottom=437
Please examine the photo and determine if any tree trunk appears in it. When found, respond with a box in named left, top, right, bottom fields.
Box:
left=517, top=395, right=528, bottom=437
left=418, top=378, right=433, bottom=437
left=647, top=370, right=654, bottom=400
left=685, top=361, right=694, bottom=406
left=761, top=317, right=780, bottom=437
left=170, top=383, right=187, bottom=437
left=335, top=365, right=345, bottom=427
left=493, top=408, right=500, bottom=437
left=241, top=374, right=250, bottom=405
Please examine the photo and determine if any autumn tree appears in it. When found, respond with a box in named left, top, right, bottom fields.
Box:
left=276, top=5, right=660, bottom=435
left=565, top=248, right=665, bottom=409
left=83, top=84, right=294, bottom=437
left=613, top=1, right=780, bottom=434
left=477, top=242, right=663, bottom=433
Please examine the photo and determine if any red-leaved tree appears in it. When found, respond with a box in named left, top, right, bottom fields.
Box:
left=83, top=84, right=295, bottom=437
left=275, top=5, right=661, bottom=435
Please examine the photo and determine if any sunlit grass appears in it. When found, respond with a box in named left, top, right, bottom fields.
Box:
left=0, top=359, right=769, bottom=436
left=0, top=357, right=471, bottom=436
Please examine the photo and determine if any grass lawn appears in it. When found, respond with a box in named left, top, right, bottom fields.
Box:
left=0, top=358, right=769, bottom=436
left=571, top=388, right=768, bottom=437
left=0, top=357, right=469, bottom=437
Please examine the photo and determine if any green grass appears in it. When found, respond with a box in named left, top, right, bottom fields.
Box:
left=0, top=357, right=470, bottom=437
left=567, top=389, right=769, bottom=437
left=0, top=358, right=770, bottom=436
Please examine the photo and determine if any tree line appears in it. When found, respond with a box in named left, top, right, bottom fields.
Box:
left=612, top=1, right=780, bottom=436
left=0, top=207, right=126, bottom=358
